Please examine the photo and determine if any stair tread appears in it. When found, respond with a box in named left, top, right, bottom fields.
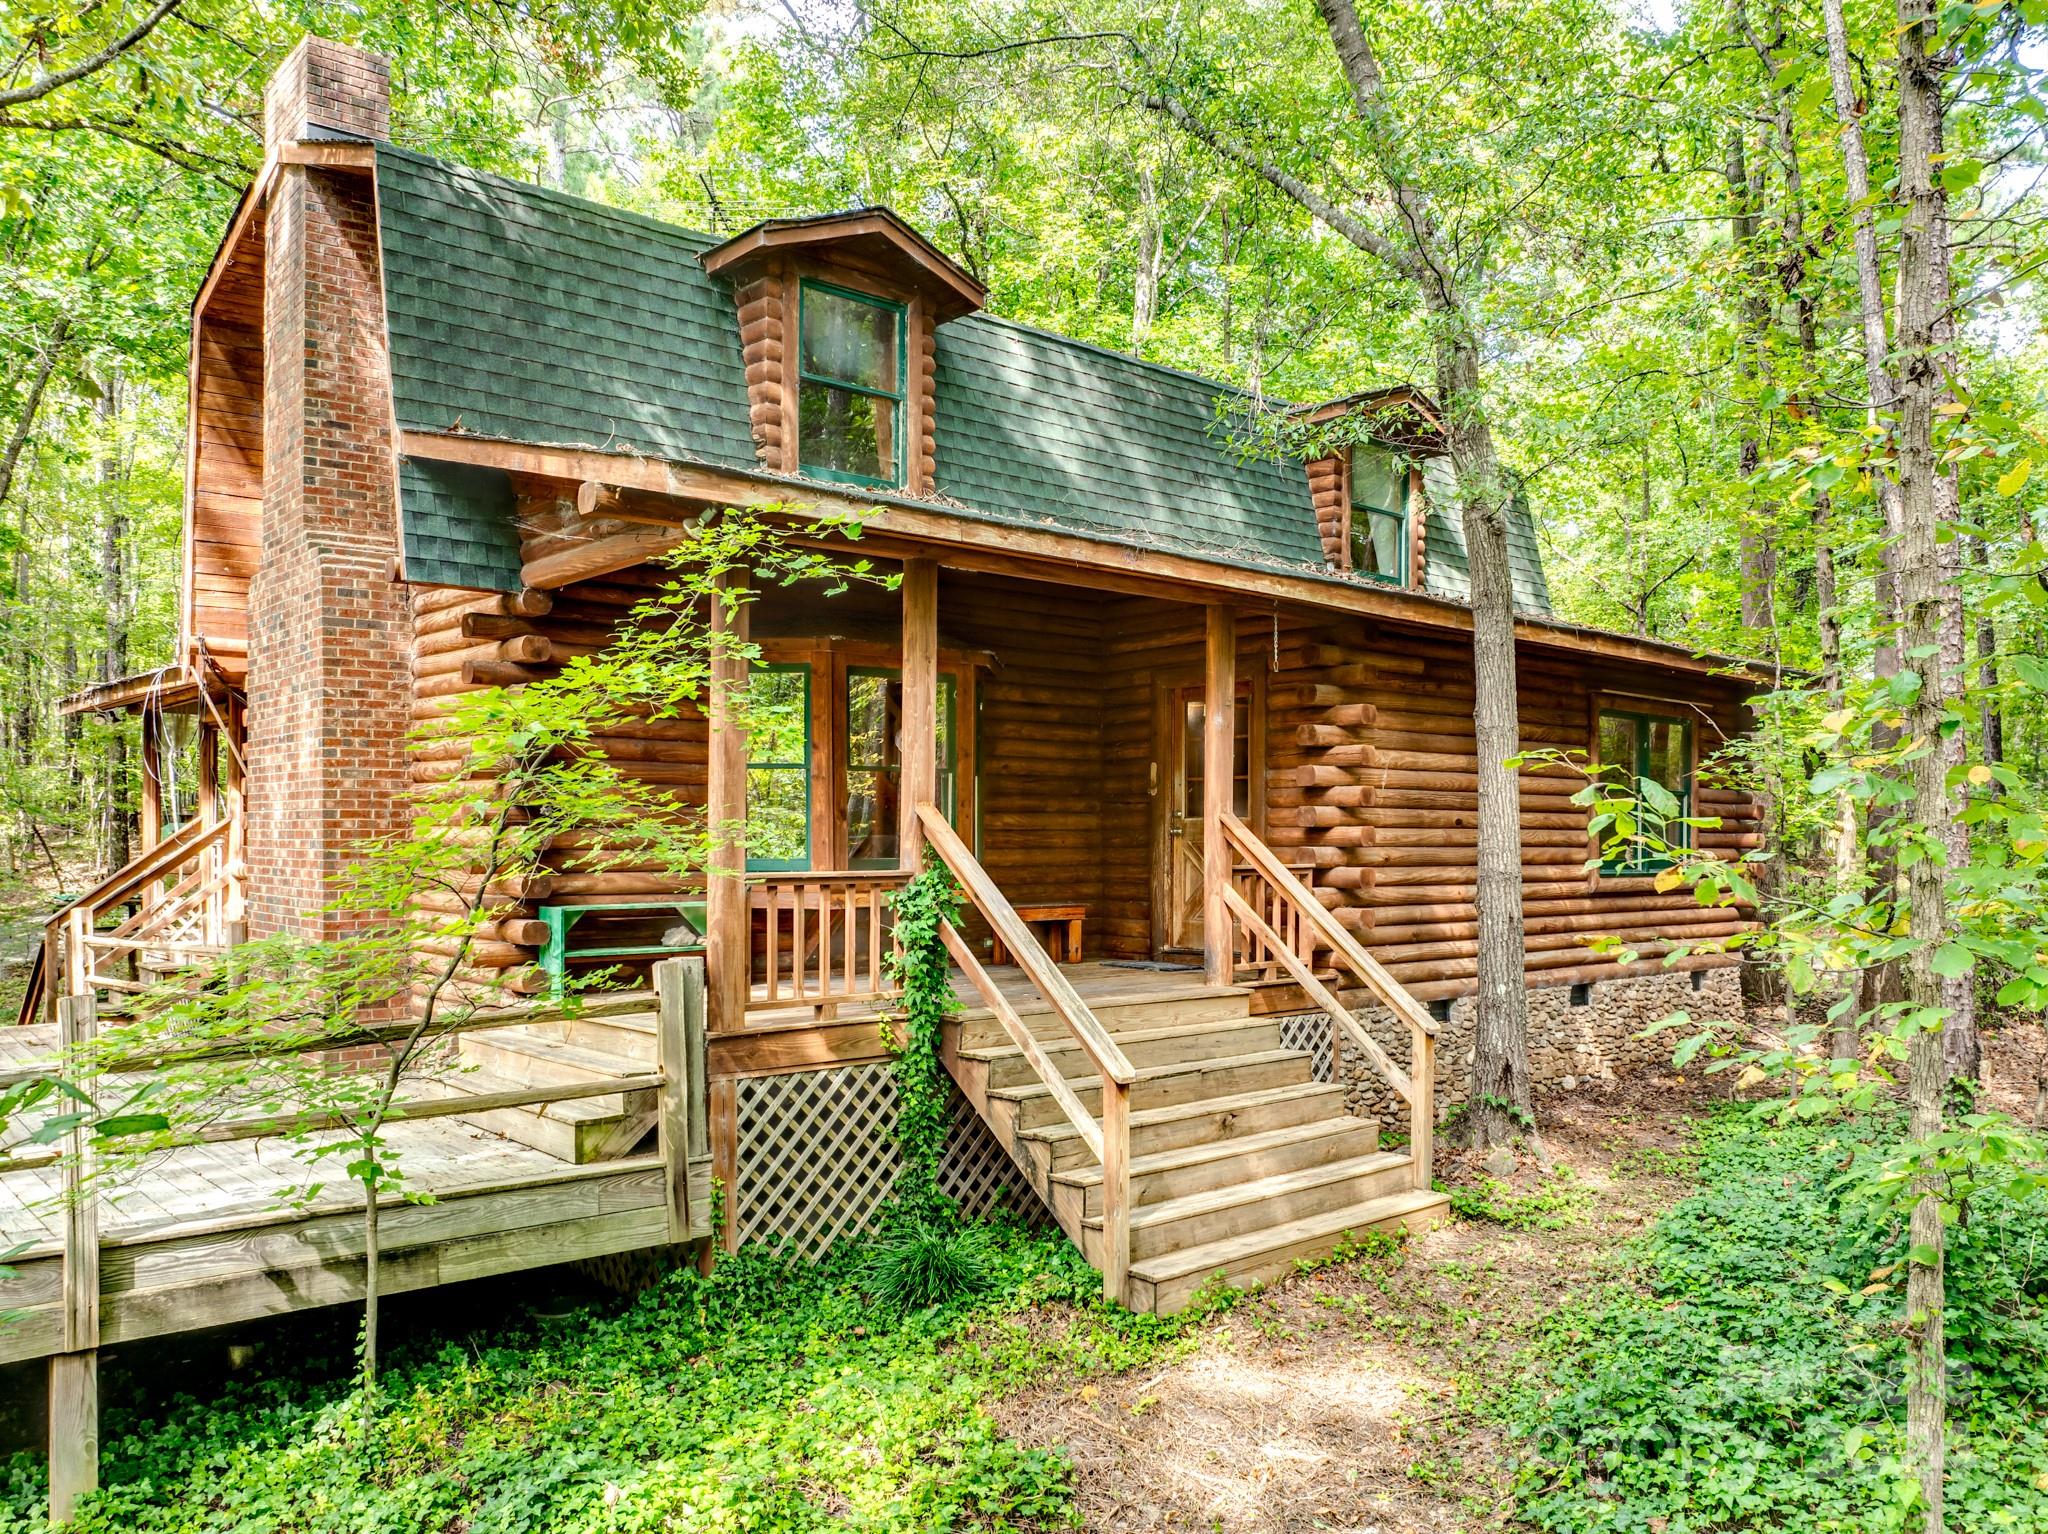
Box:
left=462, top=1028, right=651, bottom=1076
left=1129, top=1188, right=1449, bottom=1284
left=1087, top=1151, right=1411, bottom=1233
left=961, top=982, right=1249, bottom=1021
left=957, top=1014, right=1272, bottom=1064
left=1053, top=1116, right=1378, bottom=1190
left=416, top=1070, right=641, bottom=1125
left=1021, top=1081, right=1349, bottom=1145
left=988, top=1047, right=1309, bottom=1104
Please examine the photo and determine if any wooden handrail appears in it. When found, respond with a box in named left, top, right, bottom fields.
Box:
left=1221, top=812, right=1436, bottom=1040
left=915, top=802, right=1133, bottom=1304
left=916, top=805, right=1133, bottom=1085
left=1221, top=810, right=1435, bottom=1192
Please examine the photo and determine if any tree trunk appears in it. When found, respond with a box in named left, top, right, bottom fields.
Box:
left=1827, top=0, right=1910, bottom=1026
left=1972, top=538, right=2001, bottom=764
left=0, top=317, right=67, bottom=513
left=96, top=376, right=129, bottom=874
left=1895, top=2, right=1955, bottom=1524
left=1725, top=130, right=1775, bottom=634
left=1438, top=320, right=1533, bottom=1148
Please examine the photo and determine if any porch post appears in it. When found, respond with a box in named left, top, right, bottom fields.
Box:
left=1203, top=604, right=1236, bottom=987
left=706, top=570, right=750, bottom=1035
left=898, top=558, right=939, bottom=871
left=139, top=700, right=163, bottom=856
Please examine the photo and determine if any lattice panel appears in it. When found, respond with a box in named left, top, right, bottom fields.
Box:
left=1277, top=1011, right=1335, bottom=1083
left=735, top=1066, right=1048, bottom=1260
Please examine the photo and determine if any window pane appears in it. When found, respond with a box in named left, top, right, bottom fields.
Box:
left=848, top=672, right=894, bottom=769
left=1353, top=449, right=1402, bottom=512
left=747, top=766, right=809, bottom=865
left=1645, top=719, right=1688, bottom=798
left=747, top=668, right=807, bottom=764
left=801, top=287, right=899, bottom=392
left=1598, top=712, right=1638, bottom=783
left=1353, top=508, right=1404, bottom=582
left=799, top=379, right=896, bottom=483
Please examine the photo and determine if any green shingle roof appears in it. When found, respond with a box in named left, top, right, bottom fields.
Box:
left=373, top=146, right=1550, bottom=615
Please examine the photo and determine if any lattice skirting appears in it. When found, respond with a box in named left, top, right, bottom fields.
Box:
left=733, top=1064, right=1049, bottom=1260
left=1276, top=1011, right=1336, bottom=1083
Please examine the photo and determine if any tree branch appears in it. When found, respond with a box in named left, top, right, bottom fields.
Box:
left=0, top=0, right=186, bottom=109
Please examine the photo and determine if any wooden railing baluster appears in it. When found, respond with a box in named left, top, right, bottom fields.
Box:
left=915, top=802, right=1136, bottom=1306
left=1220, top=811, right=1438, bottom=1194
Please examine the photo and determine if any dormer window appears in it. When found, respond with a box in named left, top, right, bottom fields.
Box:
left=1350, top=448, right=1409, bottom=584
left=798, top=280, right=906, bottom=488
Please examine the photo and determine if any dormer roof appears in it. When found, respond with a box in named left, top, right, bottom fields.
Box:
left=700, top=207, right=987, bottom=324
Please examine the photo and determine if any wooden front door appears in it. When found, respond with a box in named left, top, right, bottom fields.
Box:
left=1157, top=683, right=1252, bottom=955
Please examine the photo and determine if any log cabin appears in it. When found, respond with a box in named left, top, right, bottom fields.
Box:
left=9, top=36, right=1773, bottom=1513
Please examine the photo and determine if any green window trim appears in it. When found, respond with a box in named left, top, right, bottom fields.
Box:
left=797, top=278, right=908, bottom=490
left=1597, top=706, right=1693, bottom=875
left=846, top=666, right=958, bottom=870
left=746, top=663, right=812, bottom=872
left=1349, top=450, right=1410, bottom=586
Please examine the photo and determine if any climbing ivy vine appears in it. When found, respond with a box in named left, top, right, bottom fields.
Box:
left=884, top=859, right=965, bottom=1217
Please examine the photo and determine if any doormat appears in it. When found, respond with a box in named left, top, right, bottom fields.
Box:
left=1099, top=959, right=1203, bottom=972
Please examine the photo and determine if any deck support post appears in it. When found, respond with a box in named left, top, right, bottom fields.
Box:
left=48, top=1349, right=98, bottom=1523
left=898, top=558, right=938, bottom=870
left=706, top=569, right=750, bottom=1037
left=1202, top=605, right=1235, bottom=987
left=52, top=989, right=100, bottom=1520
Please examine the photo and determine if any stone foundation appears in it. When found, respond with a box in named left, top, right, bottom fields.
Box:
left=1277, top=965, right=1744, bottom=1123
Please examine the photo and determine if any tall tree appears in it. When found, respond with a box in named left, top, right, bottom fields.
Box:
left=1892, top=0, right=1958, bottom=1523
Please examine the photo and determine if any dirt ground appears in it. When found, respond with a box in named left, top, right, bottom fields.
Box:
left=996, top=1026, right=2048, bottom=1534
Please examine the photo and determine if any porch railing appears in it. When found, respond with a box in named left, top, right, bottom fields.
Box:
left=1220, top=810, right=1437, bottom=1191
left=916, top=802, right=1136, bottom=1305
left=745, top=870, right=909, bottom=1019
left=19, top=815, right=241, bottom=1025
left=1229, top=860, right=1318, bottom=982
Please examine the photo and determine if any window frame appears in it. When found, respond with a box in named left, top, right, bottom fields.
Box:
left=1348, top=448, right=1411, bottom=587
left=744, top=662, right=812, bottom=873
left=796, top=278, right=908, bottom=490
left=844, top=664, right=958, bottom=871
left=1593, top=703, right=1694, bottom=876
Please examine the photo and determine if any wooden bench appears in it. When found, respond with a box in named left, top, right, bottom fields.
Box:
left=989, top=904, right=1086, bottom=965
left=538, top=900, right=706, bottom=998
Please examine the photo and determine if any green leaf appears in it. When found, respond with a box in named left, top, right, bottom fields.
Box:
left=1908, top=1242, right=1941, bottom=1268
left=1930, top=943, right=1974, bottom=979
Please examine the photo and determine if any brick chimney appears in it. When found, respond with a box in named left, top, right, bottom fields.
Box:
left=245, top=36, right=412, bottom=942
left=263, top=35, right=390, bottom=148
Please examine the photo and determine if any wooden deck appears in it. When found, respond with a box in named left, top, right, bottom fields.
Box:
left=0, top=981, right=713, bottom=1370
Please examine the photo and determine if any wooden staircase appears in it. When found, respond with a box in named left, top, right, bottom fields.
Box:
left=944, top=980, right=1444, bottom=1312
left=917, top=802, right=1450, bottom=1315
left=429, top=996, right=666, bottom=1163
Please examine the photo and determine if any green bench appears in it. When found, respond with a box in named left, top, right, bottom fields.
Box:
left=538, top=899, right=707, bottom=999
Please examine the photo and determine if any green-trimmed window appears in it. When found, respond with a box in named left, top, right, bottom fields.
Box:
left=745, top=664, right=811, bottom=871
left=1597, top=707, right=1692, bottom=873
left=1350, top=449, right=1409, bottom=585
left=846, top=668, right=956, bottom=867
left=797, top=281, right=906, bottom=488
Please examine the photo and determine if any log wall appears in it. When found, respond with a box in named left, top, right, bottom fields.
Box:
left=185, top=216, right=267, bottom=675
left=401, top=545, right=1760, bottom=999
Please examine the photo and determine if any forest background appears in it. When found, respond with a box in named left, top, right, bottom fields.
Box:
left=2, top=0, right=2045, bottom=907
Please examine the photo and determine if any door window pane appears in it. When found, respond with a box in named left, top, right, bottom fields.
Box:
left=846, top=669, right=957, bottom=867
left=746, top=666, right=810, bottom=870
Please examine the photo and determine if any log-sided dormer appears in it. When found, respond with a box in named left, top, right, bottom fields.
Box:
left=701, top=210, right=987, bottom=497
left=1298, top=388, right=1445, bottom=591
